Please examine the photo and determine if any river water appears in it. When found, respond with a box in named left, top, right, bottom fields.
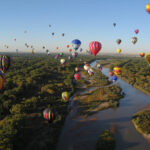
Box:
left=56, top=60, right=150, bottom=150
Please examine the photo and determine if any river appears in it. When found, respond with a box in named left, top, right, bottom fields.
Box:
left=56, top=60, right=150, bottom=150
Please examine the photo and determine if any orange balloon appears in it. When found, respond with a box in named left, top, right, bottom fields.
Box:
left=146, top=4, right=150, bottom=14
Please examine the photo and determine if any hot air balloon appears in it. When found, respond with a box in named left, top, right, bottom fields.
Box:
left=31, top=50, right=34, bottom=54
left=89, top=41, right=102, bottom=56
left=55, top=54, right=60, bottom=59
left=113, top=23, right=116, bottom=27
left=56, top=47, right=59, bottom=50
left=112, top=75, right=118, bottom=82
left=60, top=52, right=64, bottom=57
left=88, top=68, right=95, bottom=76
left=24, top=30, right=27, bottom=33
left=43, top=108, right=56, bottom=123
left=43, top=46, right=45, bottom=49
left=72, top=52, right=78, bottom=58
left=140, top=52, right=145, bottom=57
left=145, top=53, right=150, bottom=66
left=135, top=29, right=139, bottom=34
left=60, top=59, right=67, bottom=65
left=14, top=38, right=16, bottom=41
left=74, top=73, right=81, bottom=80
left=97, top=64, right=102, bottom=71
left=146, top=4, right=150, bottom=14
left=67, top=45, right=70, bottom=48
left=68, top=56, right=72, bottom=61
left=113, top=66, right=122, bottom=75
left=132, top=37, right=137, bottom=44
left=80, top=48, right=83, bottom=52
left=75, top=67, right=80, bottom=72
left=46, top=49, right=49, bottom=53
left=69, top=49, right=72, bottom=53
left=109, top=72, right=114, bottom=77
left=62, top=33, right=65, bottom=36
left=0, top=56, right=11, bottom=73
left=49, top=25, right=51, bottom=27
left=84, top=64, right=90, bottom=71
left=0, top=74, right=4, bottom=90
left=116, top=39, right=121, bottom=45
left=62, top=92, right=69, bottom=102
left=52, top=32, right=54, bottom=36
left=72, top=39, right=81, bottom=51
left=117, top=49, right=122, bottom=54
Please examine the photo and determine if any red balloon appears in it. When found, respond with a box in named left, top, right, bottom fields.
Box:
left=109, top=72, right=113, bottom=77
left=67, top=45, right=69, bottom=48
left=74, top=73, right=81, bottom=80
left=89, top=41, right=102, bottom=56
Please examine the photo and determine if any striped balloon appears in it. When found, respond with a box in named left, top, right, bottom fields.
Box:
left=0, top=56, right=11, bottom=73
left=43, top=108, right=56, bottom=123
left=89, top=41, right=102, bottom=56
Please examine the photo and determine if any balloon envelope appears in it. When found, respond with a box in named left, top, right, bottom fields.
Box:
left=62, top=92, right=69, bottom=102
left=89, top=41, right=102, bottom=56
left=146, top=4, right=150, bottom=14
left=140, top=52, right=145, bottom=57
left=74, top=73, right=81, bottom=80
left=72, top=39, right=81, bottom=51
left=43, top=108, right=56, bottom=122
left=117, top=49, right=121, bottom=53
left=0, top=74, right=4, bottom=90
left=145, top=53, right=150, bottom=65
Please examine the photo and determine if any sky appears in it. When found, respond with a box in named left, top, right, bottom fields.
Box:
left=0, top=0, right=150, bottom=54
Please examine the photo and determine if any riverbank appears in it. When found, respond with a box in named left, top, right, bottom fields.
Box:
left=73, top=66, right=123, bottom=117
left=132, top=104, right=150, bottom=142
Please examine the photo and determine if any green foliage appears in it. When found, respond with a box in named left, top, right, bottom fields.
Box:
left=96, top=130, right=115, bottom=150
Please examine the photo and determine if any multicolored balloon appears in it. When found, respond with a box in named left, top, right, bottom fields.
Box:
left=72, top=39, right=81, bottom=51
left=146, top=4, right=150, bottom=14
left=84, top=64, right=90, bottom=71
left=116, top=39, right=121, bottom=45
left=75, top=67, right=80, bottom=72
left=88, top=68, right=95, bottom=76
left=140, top=52, right=145, bottom=57
left=43, top=108, right=56, bottom=123
left=89, top=41, right=102, bottom=56
left=132, top=37, right=138, bottom=44
left=62, top=92, right=69, bottom=102
left=113, top=66, right=122, bottom=75
left=134, top=29, right=139, bottom=34
left=0, top=56, right=11, bottom=73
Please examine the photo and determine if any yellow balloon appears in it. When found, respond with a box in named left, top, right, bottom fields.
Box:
left=117, top=49, right=121, bottom=53
left=145, top=53, right=150, bottom=66
left=146, top=4, right=150, bottom=14
left=113, top=66, right=122, bottom=75
left=62, top=92, right=69, bottom=101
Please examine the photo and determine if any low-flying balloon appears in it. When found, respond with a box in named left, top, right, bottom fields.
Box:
left=97, top=64, right=102, bottom=71
left=0, top=56, right=11, bottom=73
left=145, top=53, right=150, bottom=66
left=75, top=67, right=80, bottom=72
left=62, top=92, right=69, bottom=102
left=84, top=64, right=90, bottom=71
left=113, top=23, right=116, bottom=27
left=60, top=59, right=67, bottom=65
left=62, top=33, right=65, bottom=36
left=69, top=49, right=72, bottom=53
left=112, top=75, right=118, bottom=82
left=0, top=74, right=4, bottom=90
left=113, top=66, right=122, bottom=75
left=109, top=72, right=114, bottom=77
left=43, top=108, right=56, bottom=123
left=74, top=73, right=81, bottom=80
left=89, top=41, right=102, bottom=56
left=72, top=52, right=78, bottom=57
left=67, top=45, right=70, bottom=48
left=88, top=68, right=95, bottom=76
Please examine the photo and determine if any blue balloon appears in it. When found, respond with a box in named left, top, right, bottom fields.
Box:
left=71, top=39, right=81, bottom=51
left=112, top=75, right=118, bottom=82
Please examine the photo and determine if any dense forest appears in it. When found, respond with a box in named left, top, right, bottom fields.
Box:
left=0, top=54, right=94, bottom=150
